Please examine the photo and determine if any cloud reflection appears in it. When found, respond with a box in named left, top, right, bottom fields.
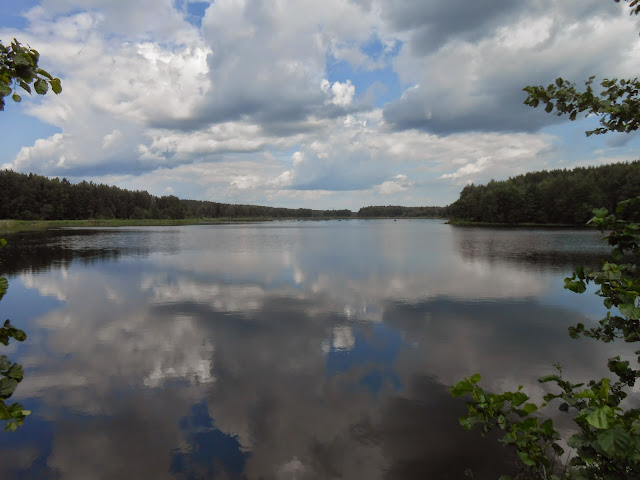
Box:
left=0, top=222, right=625, bottom=479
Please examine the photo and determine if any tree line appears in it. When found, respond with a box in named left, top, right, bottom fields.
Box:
left=4, top=161, right=640, bottom=224
left=0, top=170, right=355, bottom=220
left=449, top=160, right=640, bottom=224
left=357, top=205, right=449, bottom=218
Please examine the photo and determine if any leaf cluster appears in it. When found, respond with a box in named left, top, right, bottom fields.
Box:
left=615, top=0, right=640, bottom=16
left=0, top=39, right=61, bottom=110
left=0, top=238, right=29, bottom=432
left=523, top=76, right=640, bottom=137
left=0, top=320, right=29, bottom=432
left=452, top=374, right=564, bottom=478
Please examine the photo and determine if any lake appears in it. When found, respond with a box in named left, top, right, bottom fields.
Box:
left=0, top=220, right=629, bottom=479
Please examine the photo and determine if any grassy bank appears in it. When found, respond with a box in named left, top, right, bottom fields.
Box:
left=0, top=218, right=276, bottom=234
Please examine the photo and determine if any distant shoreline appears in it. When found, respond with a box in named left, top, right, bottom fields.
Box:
left=446, top=219, right=593, bottom=229
left=0, top=217, right=389, bottom=233
left=0, top=218, right=272, bottom=234
left=0, top=217, right=597, bottom=234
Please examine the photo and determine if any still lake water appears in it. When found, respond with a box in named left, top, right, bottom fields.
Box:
left=0, top=219, right=630, bottom=479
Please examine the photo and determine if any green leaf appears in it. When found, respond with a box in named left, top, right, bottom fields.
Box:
left=586, top=406, right=612, bottom=429
left=450, top=380, right=472, bottom=397
left=50, top=78, right=62, bottom=94
left=538, top=374, right=561, bottom=383
left=564, top=278, right=586, bottom=293
left=33, top=78, right=48, bottom=95
left=13, top=53, right=31, bottom=66
left=0, top=276, right=8, bottom=300
left=0, top=402, right=10, bottom=420
left=36, top=68, right=53, bottom=80
left=551, top=443, right=564, bottom=456
left=0, top=377, right=18, bottom=398
left=511, top=391, right=528, bottom=406
left=596, top=426, right=634, bottom=457
left=6, top=364, right=23, bottom=381
left=567, top=432, right=591, bottom=449
left=541, top=418, right=555, bottom=436
left=11, top=328, right=26, bottom=342
left=522, top=403, right=538, bottom=414
left=592, top=207, right=608, bottom=218
left=18, top=80, right=31, bottom=93
left=470, top=373, right=481, bottom=384
left=619, top=303, right=640, bottom=319
left=517, top=450, right=536, bottom=467
left=11, top=93, right=21, bottom=103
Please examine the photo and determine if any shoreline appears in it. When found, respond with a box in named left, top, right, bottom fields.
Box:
left=446, top=219, right=594, bottom=229
left=0, top=217, right=596, bottom=234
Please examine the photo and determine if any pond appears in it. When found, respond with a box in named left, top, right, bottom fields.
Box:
left=0, top=220, right=627, bottom=479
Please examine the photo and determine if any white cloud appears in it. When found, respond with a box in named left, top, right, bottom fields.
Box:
left=322, top=79, right=356, bottom=106
left=2, top=0, right=639, bottom=208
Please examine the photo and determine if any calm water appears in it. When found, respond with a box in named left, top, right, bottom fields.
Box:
left=0, top=220, right=628, bottom=479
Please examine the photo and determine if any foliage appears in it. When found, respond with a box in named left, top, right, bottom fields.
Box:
left=0, top=39, right=61, bottom=110
left=616, top=0, right=640, bottom=16
left=452, top=198, right=640, bottom=479
left=0, top=240, right=29, bottom=432
left=523, top=0, right=640, bottom=136
left=448, top=161, right=640, bottom=225
left=357, top=205, right=448, bottom=218
left=0, top=170, right=359, bottom=220
left=0, top=37, right=60, bottom=432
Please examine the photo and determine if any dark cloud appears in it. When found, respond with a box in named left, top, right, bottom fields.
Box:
left=383, top=85, right=557, bottom=134
left=382, top=0, right=520, bottom=55
left=381, top=0, right=637, bottom=134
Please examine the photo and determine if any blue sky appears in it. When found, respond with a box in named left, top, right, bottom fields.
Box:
left=1, top=0, right=640, bottom=210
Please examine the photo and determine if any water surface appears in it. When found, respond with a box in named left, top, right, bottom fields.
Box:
left=0, top=220, right=626, bottom=479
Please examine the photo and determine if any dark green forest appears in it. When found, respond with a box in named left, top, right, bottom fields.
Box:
left=357, top=205, right=449, bottom=218
left=3, top=161, right=639, bottom=224
left=0, top=170, right=353, bottom=220
left=449, top=160, right=640, bottom=224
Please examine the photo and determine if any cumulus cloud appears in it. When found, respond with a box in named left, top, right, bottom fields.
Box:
left=2, top=0, right=639, bottom=207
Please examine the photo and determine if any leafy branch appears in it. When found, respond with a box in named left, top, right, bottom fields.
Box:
left=0, top=38, right=62, bottom=110
left=0, top=239, right=29, bottom=432
left=452, top=200, right=640, bottom=479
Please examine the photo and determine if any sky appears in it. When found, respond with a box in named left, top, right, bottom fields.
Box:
left=1, top=0, right=640, bottom=210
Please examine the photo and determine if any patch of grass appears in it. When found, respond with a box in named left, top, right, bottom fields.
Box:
left=0, top=218, right=275, bottom=234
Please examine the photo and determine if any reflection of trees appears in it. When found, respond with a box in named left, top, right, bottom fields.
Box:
left=452, top=227, right=610, bottom=270
left=0, top=231, right=123, bottom=276
left=0, top=228, right=186, bottom=276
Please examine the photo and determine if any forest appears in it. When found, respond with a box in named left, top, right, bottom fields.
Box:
left=448, top=160, right=640, bottom=224
left=357, top=205, right=449, bottom=218
left=0, top=170, right=353, bottom=220
left=2, top=160, right=639, bottom=224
